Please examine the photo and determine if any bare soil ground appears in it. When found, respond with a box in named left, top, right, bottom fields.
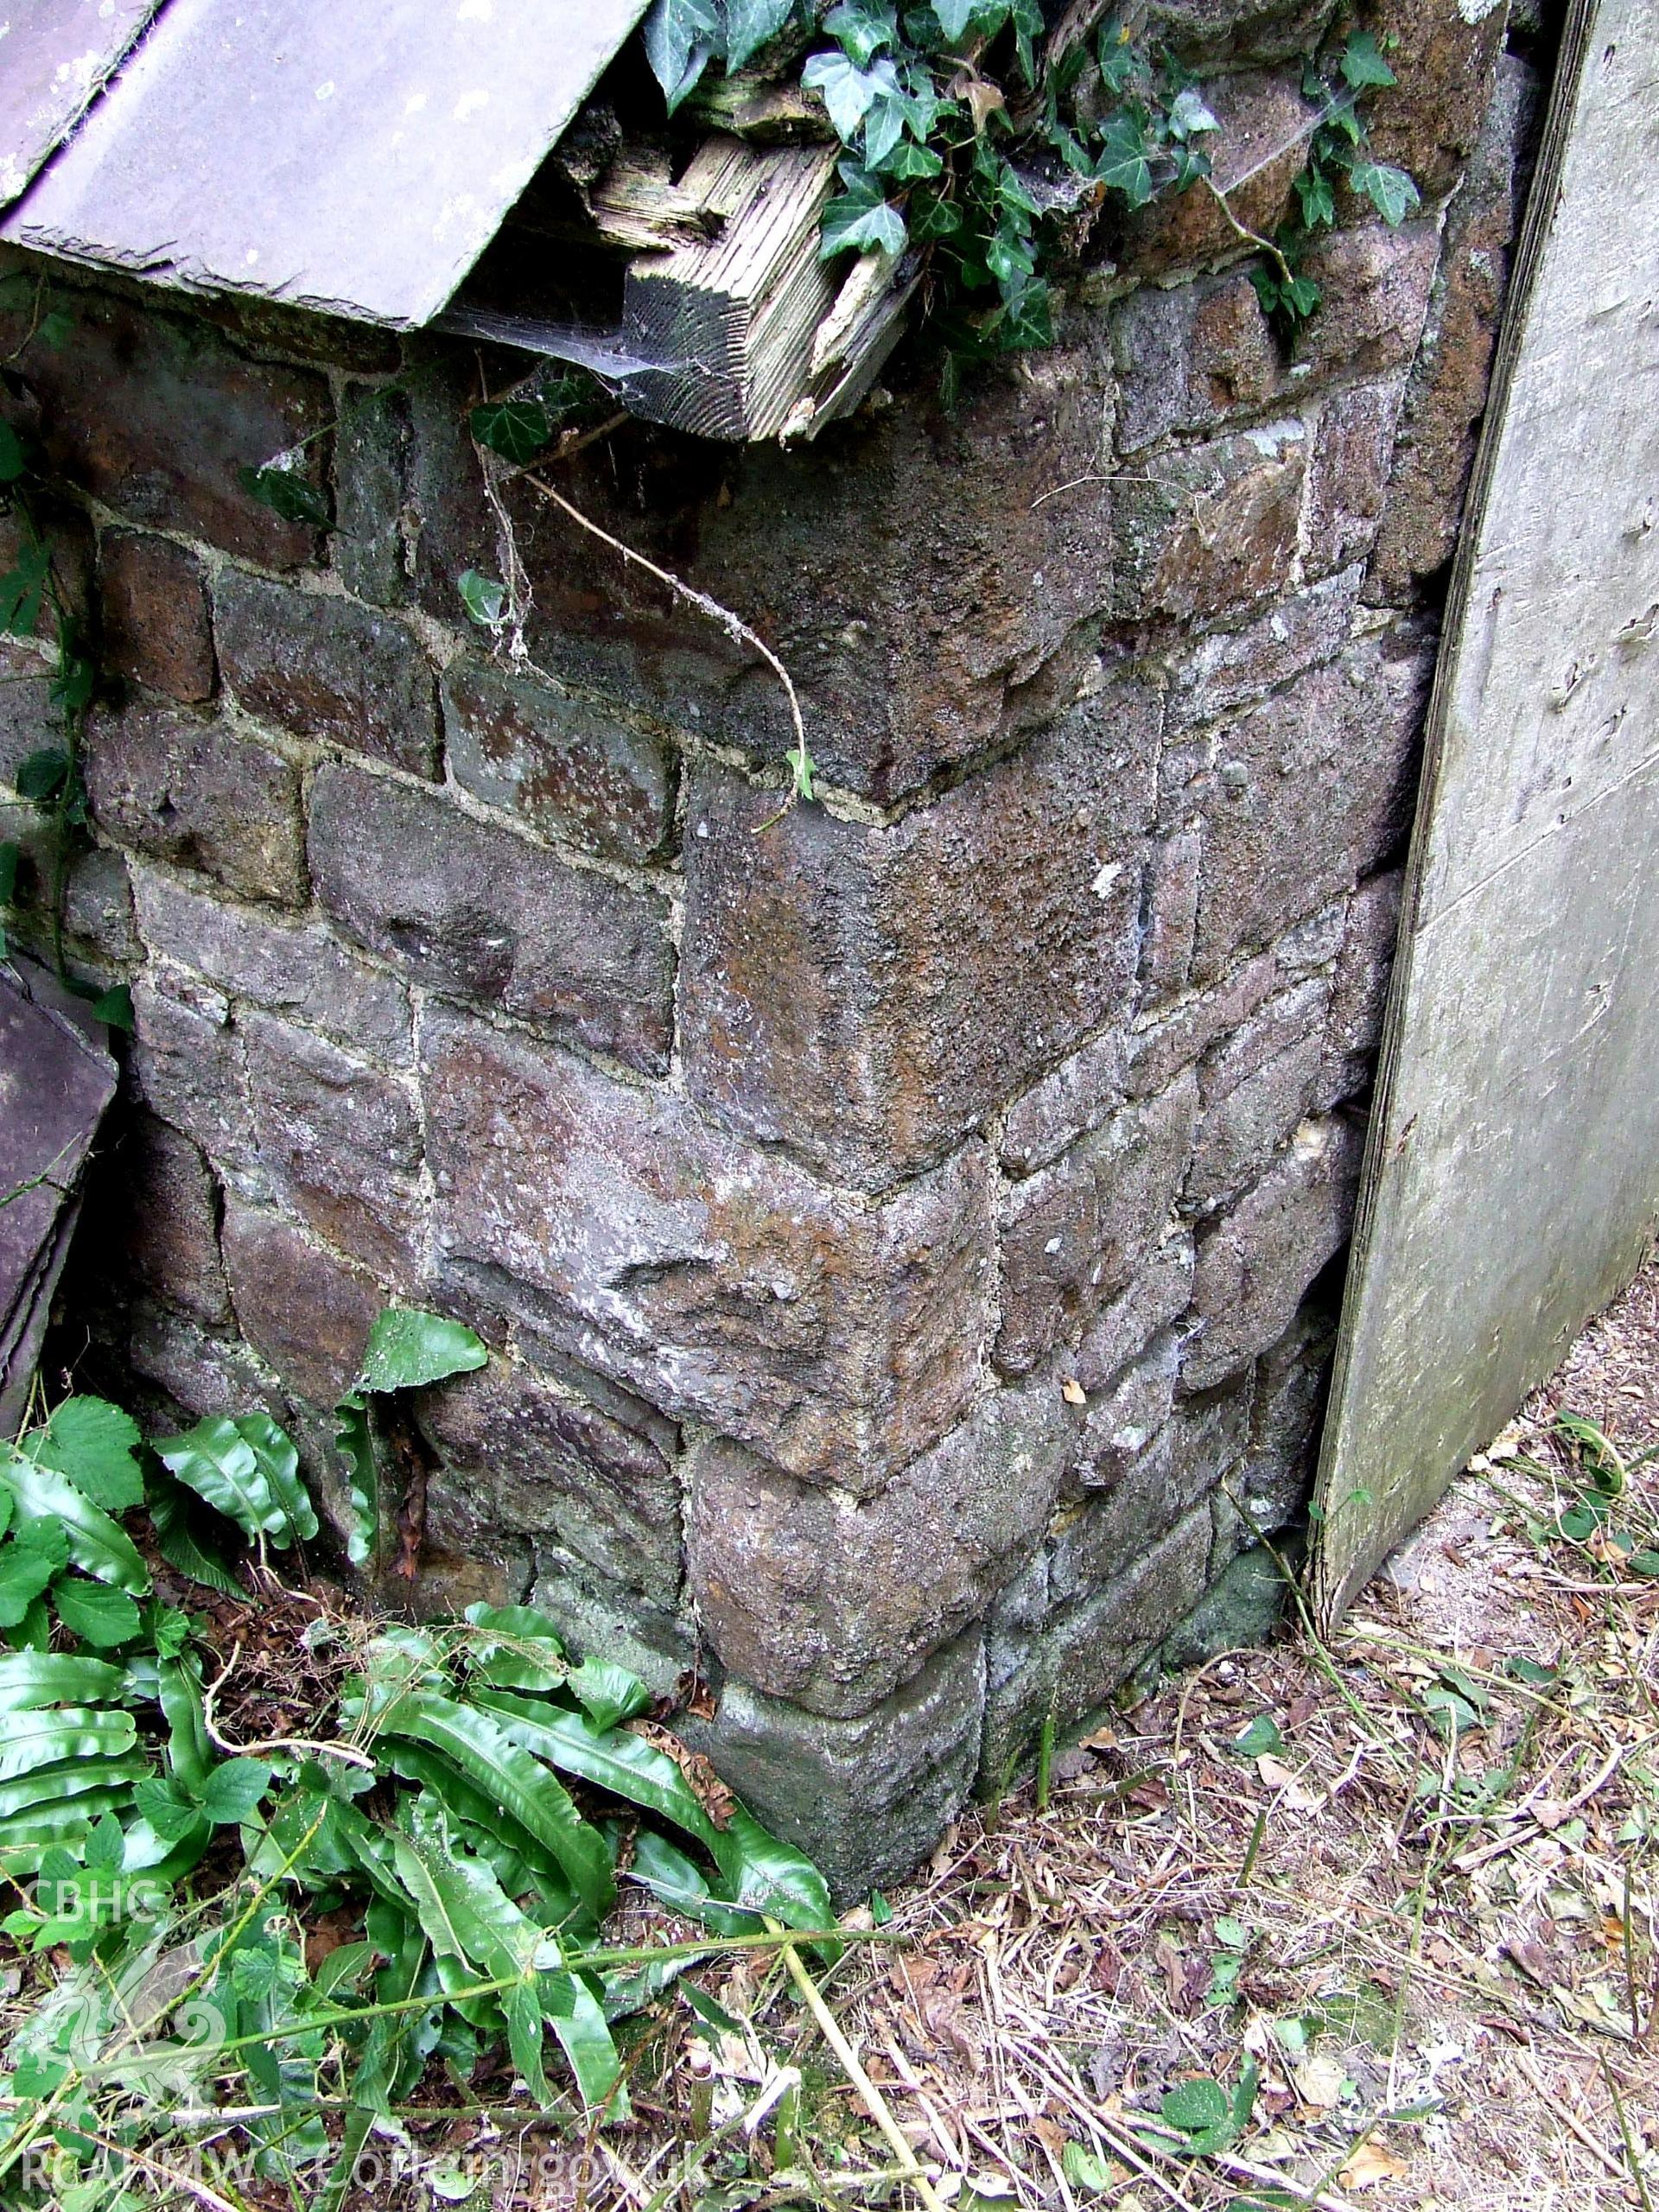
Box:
left=587, top=1252, right=1659, bottom=2212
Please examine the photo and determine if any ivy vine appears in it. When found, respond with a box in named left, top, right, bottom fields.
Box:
left=1251, top=29, right=1419, bottom=330
left=643, top=3, right=1420, bottom=364
left=646, top=1, right=1226, bottom=368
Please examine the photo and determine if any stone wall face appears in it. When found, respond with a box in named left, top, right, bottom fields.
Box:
left=3, top=0, right=1542, bottom=1895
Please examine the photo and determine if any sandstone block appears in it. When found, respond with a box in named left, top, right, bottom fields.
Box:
left=1160, top=1541, right=1289, bottom=1669
left=1144, top=0, right=1339, bottom=67
left=405, top=344, right=1116, bottom=806
left=1367, top=55, right=1537, bottom=604
left=119, top=1113, right=229, bottom=1325
left=1292, top=222, right=1440, bottom=385
left=99, top=531, right=216, bottom=703
left=1115, top=270, right=1281, bottom=454
left=420, top=1006, right=995, bottom=1489
left=982, top=1508, right=1210, bottom=1783
left=1001, top=1028, right=1127, bottom=1179
left=682, top=690, right=1156, bottom=1189
left=696, top=1633, right=987, bottom=1901
left=996, top=1072, right=1198, bottom=1376
left=1304, top=382, right=1407, bottom=580
left=0, top=641, right=56, bottom=787
left=216, top=573, right=437, bottom=777
left=416, top=1356, right=683, bottom=1611
left=62, top=847, right=138, bottom=966
left=686, top=1380, right=1076, bottom=1717
left=1124, top=951, right=1280, bottom=1101
left=220, top=1198, right=381, bottom=1405
left=442, top=657, right=676, bottom=864
left=131, top=863, right=411, bottom=1062
left=1201, top=976, right=1331, bottom=1103
left=1075, top=1231, right=1196, bottom=1391
left=309, top=762, right=673, bottom=1075
left=1236, top=1310, right=1335, bottom=1535
left=1118, top=70, right=1314, bottom=277
left=1139, top=832, right=1203, bottom=1004
left=1166, top=569, right=1363, bottom=731
left=1189, top=623, right=1430, bottom=982
left=334, top=381, right=412, bottom=607
left=1072, top=1328, right=1182, bottom=1493
left=1185, top=1113, right=1363, bottom=1387
left=1363, top=0, right=1509, bottom=202
left=1315, top=868, right=1404, bottom=1107
left=0, top=291, right=329, bottom=566
left=128, top=1299, right=285, bottom=1427
left=527, top=1548, right=695, bottom=1697
left=242, top=1011, right=426, bottom=1283
left=1115, top=423, right=1306, bottom=625
left=1188, top=1038, right=1325, bottom=1213
left=86, top=700, right=305, bottom=906
left=130, top=974, right=257, bottom=1177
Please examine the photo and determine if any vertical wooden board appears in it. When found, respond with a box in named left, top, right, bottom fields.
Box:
left=1313, top=0, right=1659, bottom=1625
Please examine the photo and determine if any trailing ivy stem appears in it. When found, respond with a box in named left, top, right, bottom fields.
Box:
left=524, top=473, right=817, bottom=819
left=1202, top=176, right=1296, bottom=285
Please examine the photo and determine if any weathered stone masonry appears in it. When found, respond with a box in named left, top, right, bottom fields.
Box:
left=3, top=0, right=1547, bottom=1892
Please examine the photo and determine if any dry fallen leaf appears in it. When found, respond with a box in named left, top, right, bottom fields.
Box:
left=1061, top=1376, right=1087, bottom=1406
left=1292, top=2053, right=1346, bottom=2108
left=1256, top=1753, right=1325, bottom=1809
left=1341, top=2141, right=1410, bottom=2189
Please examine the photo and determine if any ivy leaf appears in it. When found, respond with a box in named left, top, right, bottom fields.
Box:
left=0, top=842, right=16, bottom=906
left=457, top=569, right=506, bottom=627
left=24, top=1397, right=144, bottom=1514
left=1166, top=85, right=1219, bottom=140
left=642, top=0, right=721, bottom=109
left=823, top=0, right=897, bottom=65
left=51, top=1578, right=143, bottom=1650
left=0, top=422, right=26, bottom=483
left=821, top=184, right=908, bottom=258
left=1348, top=158, right=1421, bottom=226
left=35, top=310, right=73, bottom=353
left=802, top=48, right=886, bottom=141
left=910, top=188, right=963, bottom=240
left=877, top=136, right=943, bottom=181
left=725, top=0, right=798, bottom=67
left=932, top=0, right=980, bottom=40
left=1096, top=19, right=1139, bottom=95
left=467, top=399, right=551, bottom=466
left=1094, top=113, right=1155, bottom=208
left=861, top=80, right=911, bottom=168
left=359, top=1307, right=489, bottom=1395
left=236, top=461, right=331, bottom=531
left=1294, top=167, right=1337, bottom=227
left=996, top=274, right=1052, bottom=350
left=1341, top=30, right=1397, bottom=89
left=1011, top=0, right=1042, bottom=84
